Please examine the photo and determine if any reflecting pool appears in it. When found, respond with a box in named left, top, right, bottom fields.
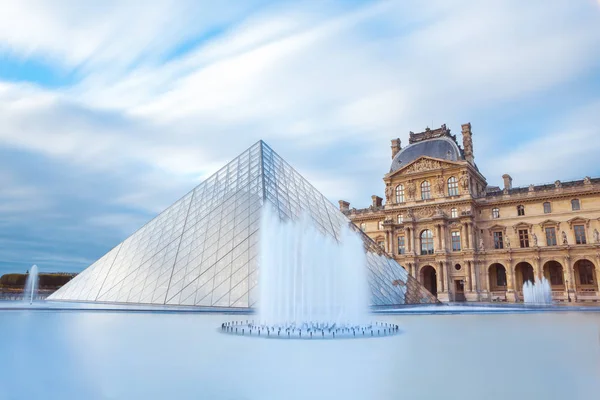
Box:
left=0, top=307, right=598, bottom=400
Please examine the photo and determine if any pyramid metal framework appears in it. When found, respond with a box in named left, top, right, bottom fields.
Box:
left=49, top=141, right=437, bottom=307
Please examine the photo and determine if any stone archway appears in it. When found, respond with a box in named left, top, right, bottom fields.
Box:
left=488, top=263, right=507, bottom=294
left=573, top=259, right=598, bottom=294
left=515, top=262, right=535, bottom=290
left=543, top=260, right=564, bottom=289
left=420, top=265, right=437, bottom=297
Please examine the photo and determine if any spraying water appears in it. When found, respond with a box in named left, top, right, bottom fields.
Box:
left=258, top=205, right=370, bottom=330
left=24, top=265, right=39, bottom=305
left=522, top=277, right=552, bottom=305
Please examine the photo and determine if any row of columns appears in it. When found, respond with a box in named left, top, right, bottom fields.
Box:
left=392, top=221, right=476, bottom=255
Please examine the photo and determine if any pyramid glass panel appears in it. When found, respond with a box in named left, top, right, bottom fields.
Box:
left=49, top=141, right=437, bottom=307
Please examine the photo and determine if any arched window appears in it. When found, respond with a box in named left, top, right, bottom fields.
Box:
left=571, top=199, right=581, bottom=211
left=543, top=202, right=551, bottom=214
left=395, top=184, right=405, bottom=203
left=517, top=205, right=525, bottom=216
left=420, top=229, right=434, bottom=255
left=451, top=208, right=458, bottom=219
left=447, top=176, right=459, bottom=196
left=421, top=181, right=431, bottom=200
left=492, top=208, right=500, bottom=219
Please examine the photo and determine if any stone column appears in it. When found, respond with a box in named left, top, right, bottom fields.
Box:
left=466, top=261, right=473, bottom=292
left=564, top=255, right=576, bottom=301
left=388, top=230, right=395, bottom=256
left=533, top=256, right=541, bottom=280
left=411, top=227, right=416, bottom=255
left=406, top=227, right=412, bottom=253
left=469, top=224, right=476, bottom=249
left=436, top=225, right=442, bottom=251
left=441, top=224, right=447, bottom=251
left=461, top=224, right=467, bottom=250
left=506, top=260, right=517, bottom=302
left=437, top=261, right=450, bottom=302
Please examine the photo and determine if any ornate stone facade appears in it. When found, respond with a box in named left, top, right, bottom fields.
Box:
left=342, top=123, right=600, bottom=303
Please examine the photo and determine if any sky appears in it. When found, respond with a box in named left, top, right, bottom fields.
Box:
left=0, top=0, right=599, bottom=275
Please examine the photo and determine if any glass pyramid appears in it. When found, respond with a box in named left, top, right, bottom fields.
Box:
left=49, top=141, right=437, bottom=307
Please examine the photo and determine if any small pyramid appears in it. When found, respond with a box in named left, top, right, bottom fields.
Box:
left=49, top=141, right=437, bottom=307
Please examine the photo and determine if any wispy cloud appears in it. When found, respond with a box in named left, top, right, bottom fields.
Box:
left=0, top=0, right=599, bottom=272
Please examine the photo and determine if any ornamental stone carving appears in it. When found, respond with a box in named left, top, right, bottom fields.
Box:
left=414, top=207, right=435, bottom=219
left=561, top=231, right=568, bottom=245
left=407, top=181, right=417, bottom=199
left=460, top=172, right=469, bottom=192
left=436, top=176, right=445, bottom=195
left=385, top=184, right=393, bottom=203
left=594, top=228, right=599, bottom=244
left=404, top=158, right=442, bottom=174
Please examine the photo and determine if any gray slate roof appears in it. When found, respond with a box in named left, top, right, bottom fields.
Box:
left=390, top=136, right=463, bottom=173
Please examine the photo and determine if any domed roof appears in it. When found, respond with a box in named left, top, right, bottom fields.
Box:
left=390, top=136, right=462, bottom=173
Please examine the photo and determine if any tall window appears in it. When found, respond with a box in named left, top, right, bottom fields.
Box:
left=543, top=202, right=552, bottom=214
left=360, top=222, right=366, bottom=232
left=496, top=267, right=507, bottom=287
left=451, top=231, right=461, bottom=251
left=397, top=236, right=405, bottom=254
left=518, top=229, right=529, bottom=248
left=571, top=199, right=580, bottom=211
left=378, top=221, right=384, bottom=230
left=493, top=231, right=504, bottom=249
left=545, top=227, right=557, bottom=246
left=395, top=184, right=405, bottom=203
left=397, top=214, right=404, bottom=224
left=421, top=181, right=431, bottom=200
left=578, top=261, right=595, bottom=285
left=492, top=208, right=500, bottom=219
left=451, top=208, right=458, bottom=218
left=517, top=205, right=525, bottom=216
left=420, top=230, right=434, bottom=255
left=447, top=176, right=459, bottom=196
left=548, top=264, right=563, bottom=285
left=574, top=225, right=587, bottom=244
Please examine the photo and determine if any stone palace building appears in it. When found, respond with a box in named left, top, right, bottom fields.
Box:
left=341, top=123, right=600, bottom=303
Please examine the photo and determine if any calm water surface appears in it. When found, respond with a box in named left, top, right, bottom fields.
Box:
left=0, top=310, right=598, bottom=400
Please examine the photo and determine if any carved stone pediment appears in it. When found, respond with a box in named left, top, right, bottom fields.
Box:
left=387, top=156, right=461, bottom=178
left=512, top=222, right=533, bottom=233
left=567, top=217, right=590, bottom=229
left=488, top=224, right=506, bottom=235
left=539, top=219, right=561, bottom=229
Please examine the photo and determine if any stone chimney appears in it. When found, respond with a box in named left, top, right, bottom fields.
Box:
left=461, top=123, right=474, bottom=164
left=391, top=138, right=401, bottom=159
left=502, top=174, right=513, bottom=192
left=338, top=200, right=350, bottom=212
left=371, top=195, right=383, bottom=208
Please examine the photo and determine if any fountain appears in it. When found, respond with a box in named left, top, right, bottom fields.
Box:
left=222, top=206, right=399, bottom=339
left=522, top=277, right=552, bottom=305
left=23, top=264, right=39, bottom=305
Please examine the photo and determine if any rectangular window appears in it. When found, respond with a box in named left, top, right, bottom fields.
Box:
left=378, top=221, right=384, bottom=230
left=496, top=268, right=507, bottom=286
left=574, top=225, right=587, bottom=244
left=543, top=202, right=551, bottom=214
left=451, top=231, right=461, bottom=251
left=545, top=227, right=557, bottom=246
left=493, top=231, right=504, bottom=249
left=397, top=214, right=403, bottom=224
left=397, top=236, right=405, bottom=254
left=492, top=208, right=500, bottom=219
left=518, top=229, right=529, bottom=248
